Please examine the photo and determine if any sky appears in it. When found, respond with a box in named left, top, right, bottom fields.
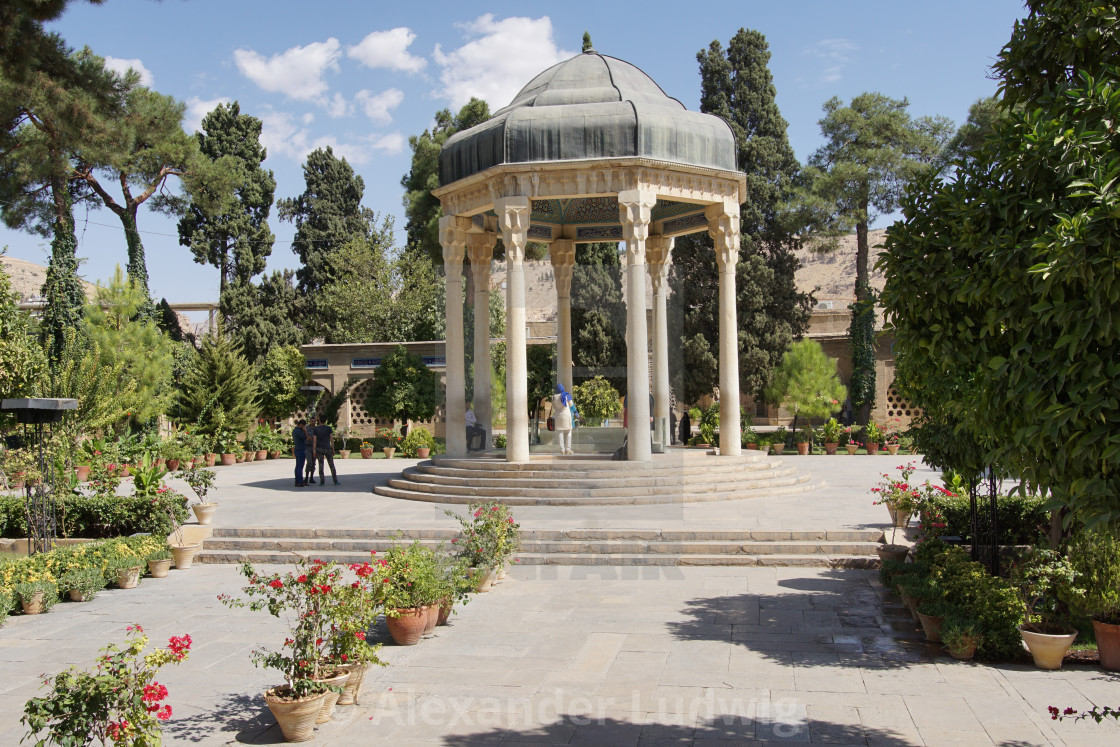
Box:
left=0, top=0, right=1029, bottom=310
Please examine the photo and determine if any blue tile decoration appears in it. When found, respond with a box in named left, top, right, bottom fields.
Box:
left=563, top=196, right=618, bottom=224
left=663, top=212, right=709, bottom=234
left=421, top=356, right=447, bottom=367
left=351, top=358, right=382, bottom=368
left=305, top=359, right=329, bottom=369
left=651, top=199, right=699, bottom=221
left=528, top=224, right=552, bottom=239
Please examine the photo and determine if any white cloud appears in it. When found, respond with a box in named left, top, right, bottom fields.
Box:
left=233, top=39, right=342, bottom=103
left=804, top=39, right=857, bottom=84
left=183, top=96, right=231, bottom=134
left=258, top=109, right=403, bottom=164
left=104, top=56, right=153, bottom=86
left=433, top=14, right=575, bottom=110
left=348, top=28, right=427, bottom=73
left=325, top=92, right=351, bottom=118
left=355, top=88, right=404, bottom=125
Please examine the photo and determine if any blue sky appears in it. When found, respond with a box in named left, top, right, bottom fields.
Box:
left=1, top=0, right=1027, bottom=307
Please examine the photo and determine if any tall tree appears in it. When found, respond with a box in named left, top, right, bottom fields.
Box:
left=221, top=270, right=303, bottom=363
left=177, top=102, right=275, bottom=297
left=400, top=98, right=490, bottom=264
left=880, top=0, right=1120, bottom=530
left=278, top=145, right=373, bottom=335
left=799, top=92, right=952, bottom=421
left=571, top=242, right=625, bottom=388
left=75, top=83, right=201, bottom=317
left=0, top=41, right=125, bottom=361
left=0, top=250, right=46, bottom=409
left=669, top=29, right=813, bottom=406
left=174, top=324, right=259, bottom=436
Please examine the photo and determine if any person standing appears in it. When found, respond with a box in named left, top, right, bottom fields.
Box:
left=292, top=419, right=310, bottom=487
left=311, top=417, right=339, bottom=485
left=465, top=403, right=485, bottom=451
left=552, top=384, right=574, bottom=455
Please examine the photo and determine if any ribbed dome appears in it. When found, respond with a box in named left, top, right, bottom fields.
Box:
left=439, top=51, right=738, bottom=186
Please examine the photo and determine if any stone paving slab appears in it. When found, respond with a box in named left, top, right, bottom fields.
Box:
left=2, top=563, right=1119, bottom=745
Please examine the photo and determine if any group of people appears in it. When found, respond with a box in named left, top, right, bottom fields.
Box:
left=291, top=417, right=339, bottom=487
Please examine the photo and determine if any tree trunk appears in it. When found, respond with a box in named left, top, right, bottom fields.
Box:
left=120, top=209, right=156, bottom=320
left=855, top=217, right=870, bottom=302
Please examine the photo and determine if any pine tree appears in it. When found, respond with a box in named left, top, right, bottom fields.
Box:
left=177, top=102, right=275, bottom=296
left=670, top=29, right=813, bottom=404
left=221, top=270, right=303, bottom=362
left=174, top=325, right=259, bottom=436
left=278, top=146, right=374, bottom=336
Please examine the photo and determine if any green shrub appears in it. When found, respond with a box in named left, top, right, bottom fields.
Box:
left=15, top=579, right=59, bottom=612
left=400, top=426, right=437, bottom=458
left=1064, top=530, right=1120, bottom=625
left=0, top=493, right=187, bottom=540
left=0, top=535, right=167, bottom=602
left=572, top=376, right=622, bottom=423
left=922, top=491, right=1048, bottom=545
left=0, top=587, right=11, bottom=624
left=58, top=567, right=107, bottom=600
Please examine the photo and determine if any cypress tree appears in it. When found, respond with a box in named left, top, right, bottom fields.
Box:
left=174, top=325, right=260, bottom=436
left=670, top=29, right=812, bottom=405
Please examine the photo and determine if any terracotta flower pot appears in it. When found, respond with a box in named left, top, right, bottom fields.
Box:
left=68, top=589, right=87, bottom=602
left=192, top=501, right=218, bottom=525
left=876, top=544, right=910, bottom=564
left=887, top=444, right=900, bottom=455
left=171, top=542, right=201, bottom=569
left=888, top=505, right=912, bottom=528
left=437, top=597, right=453, bottom=626
left=745, top=442, right=759, bottom=450
left=257, top=449, right=268, bottom=461
left=339, top=449, right=351, bottom=459
left=917, top=611, right=944, bottom=642
left=21, top=591, right=45, bottom=615
left=269, top=450, right=281, bottom=459
left=244, top=451, right=256, bottom=462
left=422, top=604, right=438, bottom=636
left=947, top=635, right=980, bottom=661
left=796, top=442, right=809, bottom=455
left=264, top=686, right=326, bottom=742
left=117, top=565, right=142, bottom=589
left=866, top=443, right=880, bottom=455
left=166, top=458, right=180, bottom=472
left=360, top=448, right=373, bottom=459
left=386, top=607, right=426, bottom=645
left=417, top=447, right=430, bottom=459
left=147, top=558, right=172, bottom=578
left=1092, top=620, right=1120, bottom=671
left=205, top=453, right=217, bottom=466
left=469, top=566, right=495, bottom=592
left=337, top=660, right=373, bottom=705
left=824, top=442, right=838, bottom=455
left=383, top=447, right=396, bottom=459
left=220, top=453, right=236, bottom=466
left=314, top=667, right=350, bottom=723
left=1019, top=625, right=1077, bottom=670
left=74, top=465, right=91, bottom=481
left=770, top=443, right=785, bottom=455
left=845, top=444, right=858, bottom=455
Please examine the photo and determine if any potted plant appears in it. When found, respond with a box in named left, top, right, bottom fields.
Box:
left=60, top=567, right=108, bottom=602
left=870, top=462, right=923, bottom=528
left=214, top=429, right=239, bottom=466
left=1011, top=548, right=1078, bottom=669
left=697, top=404, right=719, bottom=449
left=572, top=376, right=623, bottom=427
left=328, top=554, right=388, bottom=705
left=883, top=417, right=903, bottom=455
left=770, top=426, right=788, bottom=455
left=182, top=464, right=218, bottom=526
left=794, top=424, right=812, bottom=455
left=359, top=440, right=375, bottom=459
left=401, top=426, right=437, bottom=459
left=373, top=427, right=402, bottom=458
left=941, top=614, right=983, bottom=660
left=376, top=543, right=441, bottom=645
left=842, top=425, right=861, bottom=454
left=147, top=545, right=174, bottom=579
left=864, top=421, right=883, bottom=454
left=21, top=625, right=190, bottom=745
left=821, top=418, right=843, bottom=455
left=334, top=427, right=352, bottom=459
left=106, top=557, right=144, bottom=590
left=741, top=425, right=759, bottom=450
left=1063, top=530, right=1120, bottom=670
left=219, top=559, right=346, bottom=740
left=15, top=580, right=58, bottom=615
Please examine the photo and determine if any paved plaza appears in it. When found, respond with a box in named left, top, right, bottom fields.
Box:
left=1, top=455, right=1117, bottom=745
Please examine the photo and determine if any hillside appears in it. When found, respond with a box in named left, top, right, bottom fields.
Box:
left=794, top=228, right=888, bottom=301
left=1, top=255, right=97, bottom=301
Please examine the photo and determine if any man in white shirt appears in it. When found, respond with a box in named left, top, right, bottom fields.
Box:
left=465, top=404, right=485, bottom=451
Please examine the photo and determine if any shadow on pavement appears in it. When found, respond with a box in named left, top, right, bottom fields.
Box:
left=164, top=692, right=279, bottom=744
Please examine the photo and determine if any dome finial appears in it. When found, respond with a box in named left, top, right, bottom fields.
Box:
left=582, top=31, right=593, bottom=53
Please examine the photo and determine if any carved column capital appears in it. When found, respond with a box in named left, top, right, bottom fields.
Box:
left=495, top=196, right=531, bottom=264
left=618, top=189, right=656, bottom=266
left=439, top=215, right=471, bottom=266
left=646, top=236, right=674, bottom=292
left=705, top=202, right=740, bottom=270
left=549, top=239, right=575, bottom=299
left=467, top=231, right=497, bottom=286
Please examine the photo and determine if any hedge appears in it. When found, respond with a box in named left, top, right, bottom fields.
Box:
left=0, top=493, right=188, bottom=540
left=924, top=492, right=1049, bottom=546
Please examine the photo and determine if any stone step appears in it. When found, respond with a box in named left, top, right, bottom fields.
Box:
left=195, top=549, right=878, bottom=569
left=427, top=453, right=769, bottom=473
left=200, top=537, right=881, bottom=556
left=386, top=469, right=804, bottom=499
left=373, top=476, right=815, bottom=505
left=409, top=463, right=792, bottom=490
left=209, top=527, right=883, bottom=542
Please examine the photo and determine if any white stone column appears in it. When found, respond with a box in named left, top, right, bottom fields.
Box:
left=468, top=231, right=497, bottom=450
left=439, top=215, right=470, bottom=457
left=619, top=189, right=656, bottom=462
left=496, top=197, right=531, bottom=463
left=647, top=236, right=673, bottom=452
left=550, top=239, right=576, bottom=395
left=707, top=202, right=742, bottom=457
